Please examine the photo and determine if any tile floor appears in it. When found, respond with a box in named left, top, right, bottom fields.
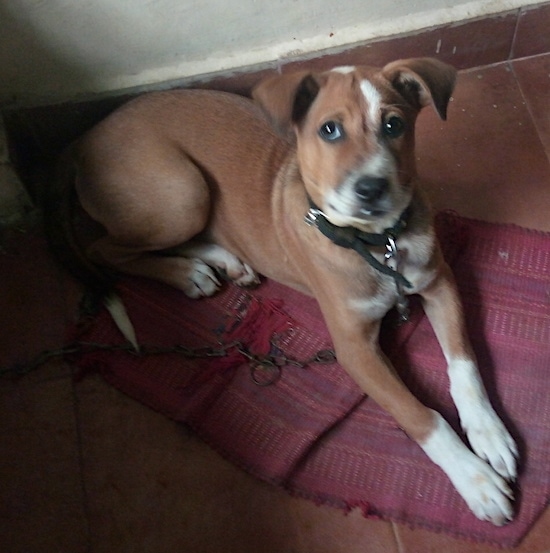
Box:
left=1, top=53, right=549, bottom=552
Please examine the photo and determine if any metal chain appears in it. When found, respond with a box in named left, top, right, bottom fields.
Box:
left=2, top=339, right=337, bottom=385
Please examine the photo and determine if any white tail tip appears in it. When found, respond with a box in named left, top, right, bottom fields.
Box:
left=104, top=294, right=139, bottom=351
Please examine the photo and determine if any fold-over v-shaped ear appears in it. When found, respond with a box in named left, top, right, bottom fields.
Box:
left=252, top=71, right=322, bottom=132
left=382, top=58, right=457, bottom=120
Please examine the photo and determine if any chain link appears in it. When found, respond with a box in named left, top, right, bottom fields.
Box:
left=2, top=339, right=337, bottom=385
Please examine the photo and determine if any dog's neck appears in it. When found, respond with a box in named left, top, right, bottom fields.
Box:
left=305, top=196, right=411, bottom=246
left=304, top=196, right=413, bottom=320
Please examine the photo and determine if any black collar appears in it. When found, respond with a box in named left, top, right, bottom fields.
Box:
left=304, top=198, right=413, bottom=290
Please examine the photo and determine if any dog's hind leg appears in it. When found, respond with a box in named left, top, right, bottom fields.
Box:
left=87, top=237, right=224, bottom=298
left=77, top=144, right=222, bottom=297
left=86, top=238, right=260, bottom=299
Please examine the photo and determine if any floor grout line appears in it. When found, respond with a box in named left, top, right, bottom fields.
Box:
left=391, top=522, right=406, bottom=553
left=508, top=54, right=550, bottom=166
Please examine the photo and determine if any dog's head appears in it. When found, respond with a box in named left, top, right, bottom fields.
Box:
left=253, top=58, right=456, bottom=230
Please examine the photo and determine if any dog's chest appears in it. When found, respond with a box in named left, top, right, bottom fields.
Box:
left=349, top=231, right=435, bottom=320
left=349, top=275, right=400, bottom=321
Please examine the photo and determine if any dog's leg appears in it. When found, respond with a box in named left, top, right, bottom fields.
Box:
left=88, top=237, right=224, bottom=298
left=316, top=280, right=514, bottom=525
left=88, top=240, right=260, bottom=298
left=174, top=242, right=260, bottom=288
left=78, top=148, right=227, bottom=298
left=344, top=327, right=514, bottom=525
left=419, top=411, right=514, bottom=524
left=420, top=263, right=518, bottom=479
left=417, top=262, right=518, bottom=523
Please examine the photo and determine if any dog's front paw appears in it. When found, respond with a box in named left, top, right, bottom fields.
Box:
left=184, top=259, right=221, bottom=298
left=462, top=407, right=518, bottom=481
left=448, top=359, right=518, bottom=480
left=453, top=453, right=514, bottom=526
left=421, top=412, right=515, bottom=525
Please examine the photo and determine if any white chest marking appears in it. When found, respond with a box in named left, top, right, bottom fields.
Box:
left=349, top=280, right=397, bottom=322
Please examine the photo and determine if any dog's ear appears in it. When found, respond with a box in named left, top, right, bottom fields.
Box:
left=382, top=58, right=457, bottom=120
left=252, top=72, right=321, bottom=132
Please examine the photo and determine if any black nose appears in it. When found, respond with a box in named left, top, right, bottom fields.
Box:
left=354, top=177, right=389, bottom=203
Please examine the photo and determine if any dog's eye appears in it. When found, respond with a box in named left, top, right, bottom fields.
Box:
left=383, top=116, right=406, bottom=139
left=319, top=121, right=345, bottom=142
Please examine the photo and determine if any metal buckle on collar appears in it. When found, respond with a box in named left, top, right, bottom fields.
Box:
left=304, top=208, right=323, bottom=226
left=384, top=233, right=399, bottom=263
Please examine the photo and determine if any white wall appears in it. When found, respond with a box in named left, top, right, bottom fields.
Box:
left=0, top=0, right=544, bottom=107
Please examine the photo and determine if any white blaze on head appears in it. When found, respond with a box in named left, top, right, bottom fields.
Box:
left=360, top=79, right=382, bottom=127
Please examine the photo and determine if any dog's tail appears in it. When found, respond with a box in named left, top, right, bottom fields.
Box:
left=43, top=145, right=139, bottom=350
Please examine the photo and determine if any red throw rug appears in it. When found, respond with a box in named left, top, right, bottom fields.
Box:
left=68, top=212, right=550, bottom=548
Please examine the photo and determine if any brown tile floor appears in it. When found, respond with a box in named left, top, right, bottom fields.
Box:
left=1, top=54, right=549, bottom=553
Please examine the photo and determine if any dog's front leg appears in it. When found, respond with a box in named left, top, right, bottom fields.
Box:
left=420, top=262, right=518, bottom=516
left=318, top=285, right=515, bottom=525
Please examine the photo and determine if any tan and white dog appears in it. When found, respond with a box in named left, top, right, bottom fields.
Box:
left=46, top=58, right=518, bottom=524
